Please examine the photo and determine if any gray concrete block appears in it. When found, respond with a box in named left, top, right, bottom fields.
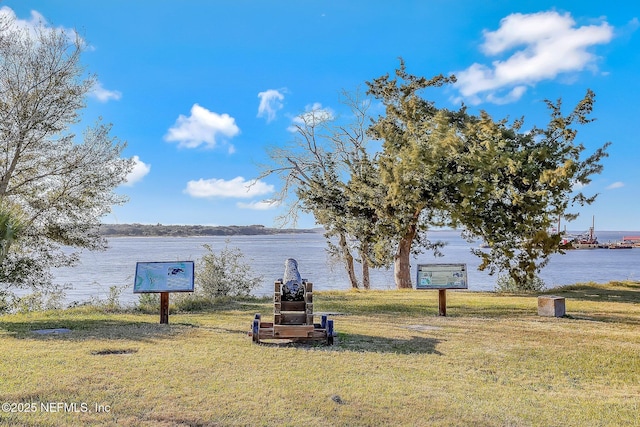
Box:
left=538, top=296, right=566, bottom=317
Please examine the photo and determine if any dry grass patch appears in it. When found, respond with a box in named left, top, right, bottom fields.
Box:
left=0, top=282, right=638, bottom=426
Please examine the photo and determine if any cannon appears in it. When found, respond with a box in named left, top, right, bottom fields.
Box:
left=249, top=258, right=335, bottom=345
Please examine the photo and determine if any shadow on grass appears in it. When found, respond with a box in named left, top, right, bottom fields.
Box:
left=256, top=333, right=443, bottom=355
left=317, top=299, right=443, bottom=318
left=136, top=297, right=273, bottom=315
left=319, top=300, right=536, bottom=319
left=563, top=313, right=640, bottom=325
left=543, top=281, right=640, bottom=304
left=0, top=317, right=195, bottom=342
left=336, top=333, right=443, bottom=355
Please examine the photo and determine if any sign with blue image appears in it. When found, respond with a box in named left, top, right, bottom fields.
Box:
left=134, top=261, right=195, bottom=293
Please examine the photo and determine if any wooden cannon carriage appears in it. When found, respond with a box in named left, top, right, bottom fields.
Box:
left=249, top=280, right=335, bottom=345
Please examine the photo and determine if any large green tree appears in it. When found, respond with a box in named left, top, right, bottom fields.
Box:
left=453, top=92, right=609, bottom=287
left=367, top=61, right=609, bottom=289
left=366, top=62, right=460, bottom=288
left=0, top=14, right=133, bottom=291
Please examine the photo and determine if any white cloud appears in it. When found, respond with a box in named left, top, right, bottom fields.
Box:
left=571, top=181, right=587, bottom=192
left=287, top=102, right=334, bottom=132
left=0, top=7, right=111, bottom=104
left=123, top=156, right=151, bottom=186
left=0, top=6, right=83, bottom=45
left=606, top=181, right=624, bottom=190
left=454, top=11, right=614, bottom=104
left=257, top=89, right=285, bottom=122
left=90, top=81, right=122, bottom=103
left=0, top=7, right=45, bottom=34
left=237, top=200, right=280, bottom=210
left=165, top=104, right=240, bottom=149
left=184, top=177, right=274, bottom=198
left=485, top=85, right=527, bottom=105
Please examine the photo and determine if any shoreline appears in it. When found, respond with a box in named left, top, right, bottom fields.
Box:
left=99, top=223, right=322, bottom=238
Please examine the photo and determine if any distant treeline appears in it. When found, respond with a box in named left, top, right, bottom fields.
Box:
left=99, top=223, right=319, bottom=237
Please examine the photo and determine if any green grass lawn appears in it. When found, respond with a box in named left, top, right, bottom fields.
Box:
left=1, top=282, right=638, bottom=426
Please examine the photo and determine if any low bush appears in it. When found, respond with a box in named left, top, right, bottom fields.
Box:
left=495, top=274, right=546, bottom=293
left=9, top=289, right=65, bottom=313
left=172, top=293, right=220, bottom=312
left=196, top=241, right=262, bottom=298
left=136, top=292, right=161, bottom=314
left=86, top=285, right=125, bottom=312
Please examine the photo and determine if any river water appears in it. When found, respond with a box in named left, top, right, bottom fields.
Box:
left=49, top=230, right=640, bottom=305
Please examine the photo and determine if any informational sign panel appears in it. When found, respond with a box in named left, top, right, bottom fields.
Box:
left=416, top=263, right=468, bottom=290
left=134, top=261, right=195, bottom=293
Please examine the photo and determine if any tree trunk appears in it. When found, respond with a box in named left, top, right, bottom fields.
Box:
left=394, top=236, right=413, bottom=288
left=0, top=141, right=22, bottom=196
left=361, top=241, right=370, bottom=290
left=338, top=232, right=359, bottom=289
left=394, top=213, right=420, bottom=289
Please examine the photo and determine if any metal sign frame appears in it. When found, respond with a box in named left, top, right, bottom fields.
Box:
left=416, top=263, right=468, bottom=290
left=133, top=261, right=195, bottom=293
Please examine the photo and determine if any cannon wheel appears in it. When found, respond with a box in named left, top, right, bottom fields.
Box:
left=326, top=319, right=334, bottom=345
left=252, top=314, right=261, bottom=344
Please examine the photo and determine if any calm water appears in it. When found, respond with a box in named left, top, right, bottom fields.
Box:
left=51, top=230, right=640, bottom=305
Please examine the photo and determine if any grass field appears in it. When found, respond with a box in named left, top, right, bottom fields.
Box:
left=0, top=282, right=638, bottom=426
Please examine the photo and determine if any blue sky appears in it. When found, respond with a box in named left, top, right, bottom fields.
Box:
left=3, top=1, right=639, bottom=231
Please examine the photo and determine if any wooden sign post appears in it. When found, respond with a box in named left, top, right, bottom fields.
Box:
left=160, top=292, right=170, bottom=324
left=438, top=289, right=447, bottom=317
left=416, top=263, right=468, bottom=317
left=134, top=261, right=195, bottom=324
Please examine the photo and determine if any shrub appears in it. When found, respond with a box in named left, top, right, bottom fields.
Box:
left=71, top=284, right=126, bottom=312
left=136, top=292, right=160, bottom=313
left=495, top=274, right=546, bottom=293
left=12, top=290, right=65, bottom=313
left=196, top=242, right=263, bottom=298
left=172, top=293, right=220, bottom=312
left=98, top=285, right=124, bottom=312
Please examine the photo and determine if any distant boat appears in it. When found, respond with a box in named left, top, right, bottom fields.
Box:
left=561, top=217, right=637, bottom=250
left=565, top=216, right=599, bottom=249
left=603, top=241, right=634, bottom=249
left=574, top=217, right=599, bottom=249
